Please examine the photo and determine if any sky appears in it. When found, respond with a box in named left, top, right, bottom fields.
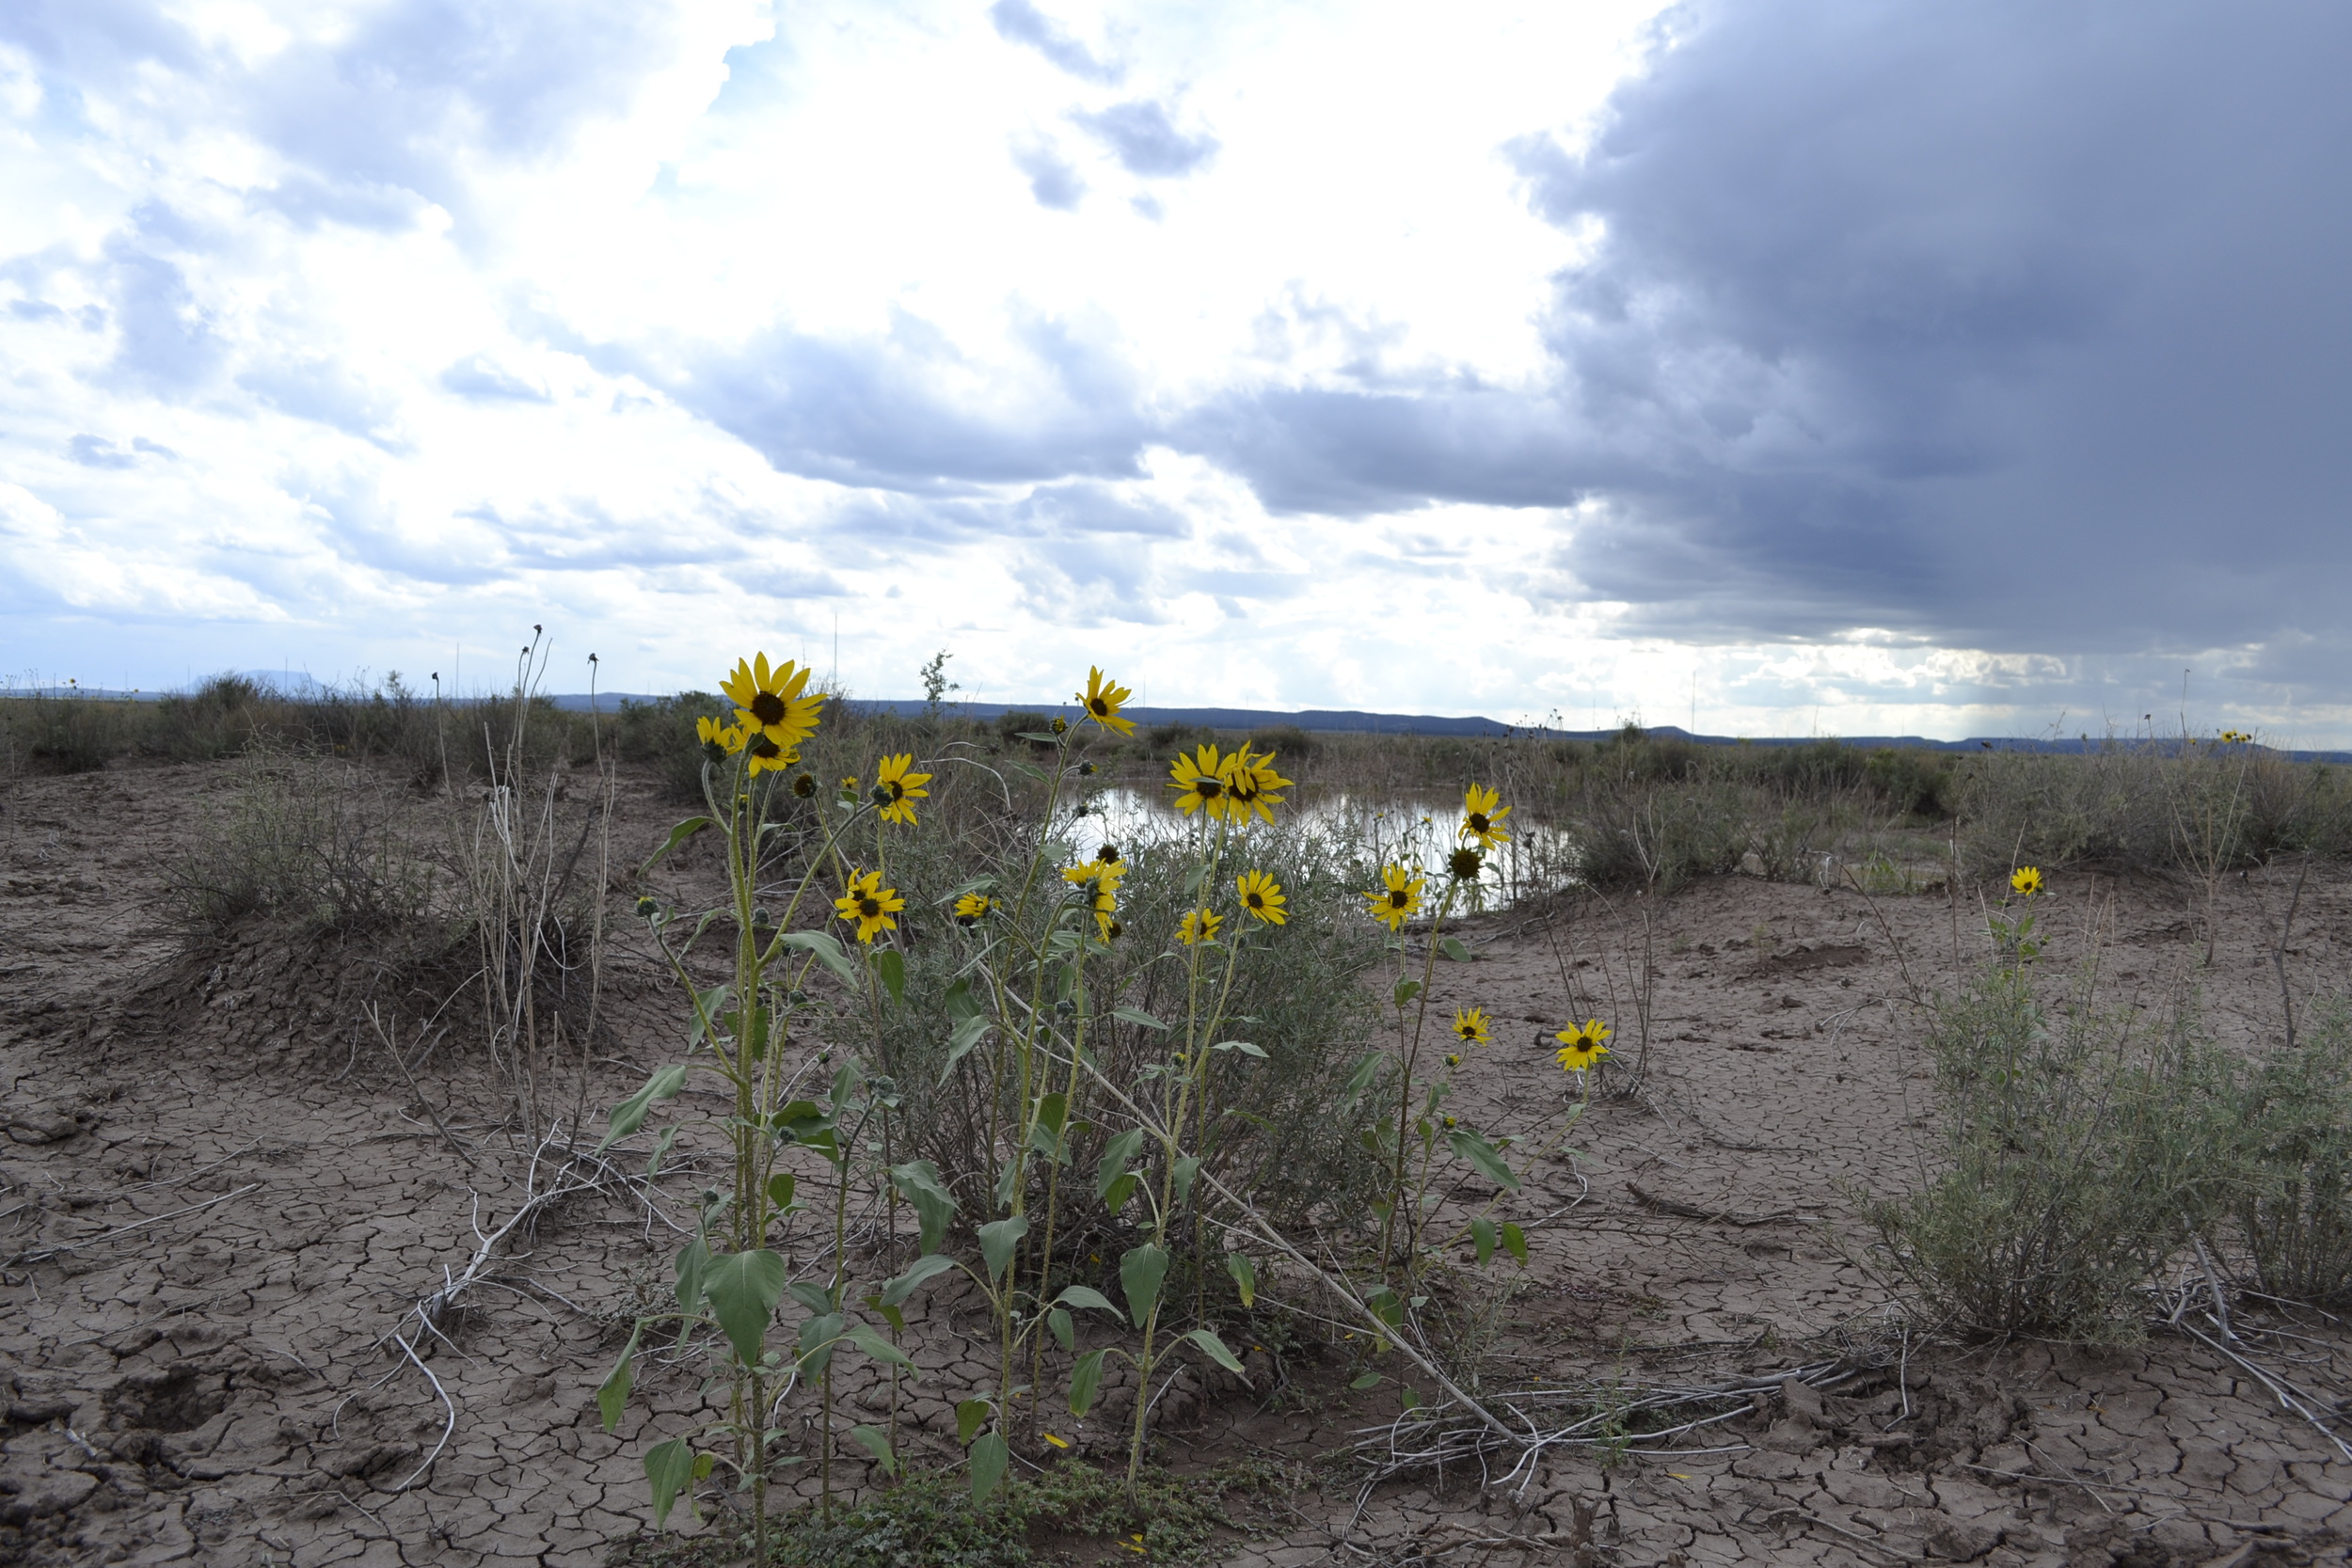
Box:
left=2, top=0, right=2347, bottom=742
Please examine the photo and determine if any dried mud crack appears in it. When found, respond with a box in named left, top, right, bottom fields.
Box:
left=5, top=760, right=2352, bottom=1565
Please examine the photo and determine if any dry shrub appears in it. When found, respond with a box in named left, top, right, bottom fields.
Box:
left=1862, top=967, right=2234, bottom=1342
left=2233, top=1002, right=2352, bottom=1307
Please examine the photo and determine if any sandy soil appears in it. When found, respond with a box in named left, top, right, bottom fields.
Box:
left=6, top=757, right=2352, bottom=1567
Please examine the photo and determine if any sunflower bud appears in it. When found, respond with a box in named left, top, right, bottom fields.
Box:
left=870, top=784, right=894, bottom=807
left=1078, top=760, right=1097, bottom=776
left=1448, top=847, right=1485, bottom=880
left=792, top=772, right=818, bottom=799
left=635, top=895, right=659, bottom=919
left=1051, top=716, right=1068, bottom=735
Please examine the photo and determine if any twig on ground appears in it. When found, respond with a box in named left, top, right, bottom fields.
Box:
left=8, top=1183, right=261, bottom=1266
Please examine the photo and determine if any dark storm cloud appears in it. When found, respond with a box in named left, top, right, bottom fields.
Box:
left=989, top=0, right=1121, bottom=85
left=1192, top=0, right=2352, bottom=656
left=1071, top=101, right=1218, bottom=179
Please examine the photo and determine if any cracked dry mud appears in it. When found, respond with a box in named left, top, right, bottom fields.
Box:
left=6, top=758, right=2352, bottom=1566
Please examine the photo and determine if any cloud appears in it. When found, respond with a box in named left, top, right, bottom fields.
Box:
left=1071, top=100, right=1218, bottom=179
left=1010, top=136, right=1087, bottom=211
left=440, top=355, right=551, bottom=403
left=1499, top=0, right=2352, bottom=653
left=645, top=309, right=1152, bottom=493
left=67, top=434, right=135, bottom=469
left=988, top=0, right=1121, bottom=84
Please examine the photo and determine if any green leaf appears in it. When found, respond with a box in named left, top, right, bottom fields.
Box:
left=956, top=1398, right=993, bottom=1447
left=1069, top=1349, right=1108, bottom=1416
left=1392, top=977, right=1423, bottom=1007
left=1170, top=1155, right=1200, bottom=1205
left=1400, top=1386, right=1422, bottom=1411
left=1213, top=1039, right=1268, bottom=1058
left=1113, top=1006, right=1169, bottom=1031
left=943, top=976, right=981, bottom=1022
left=1447, top=1130, right=1521, bottom=1191
left=1184, top=1326, right=1246, bottom=1376
left=939, top=1014, right=990, bottom=1084
left=1438, top=936, right=1473, bottom=962
left=978, top=1215, right=1028, bottom=1282
left=1350, top=1371, right=1382, bottom=1390
left=721, top=1003, right=771, bottom=1060
left=1101, top=1171, right=1138, bottom=1214
left=1094, top=1129, right=1145, bottom=1197
left=639, top=816, right=713, bottom=876
left=598, top=1063, right=687, bottom=1152
left=1053, top=1284, right=1124, bottom=1320
left=1120, top=1242, right=1169, bottom=1323
left=1027, top=1092, right=1071, bottom=1159
left=890, top=1161, right=958, bottom=1255
left=644, top=1438, right=696, bottom=1528
left=1048, top=1307, right=1073, bottom=1351
left=1344, top=1050, right=1386, bottom=1100
left=778, top=928, right=857, bottom=984
left=1500, top=1222, right=1529, bottom=1266
left=847, top=1424, right=898, bottom=1477
left=1364, top=1284, right=1405, bottom=1329
left=596, top=1322, right=643, bottom=1433
left=787, top=1280, right=836, bottom=1315
left=703, top=1249, right=787, bottom=1366
left=674, top=1239, right=709, bottom=1319
left=1470, top=1216, right=1497, bottom=1266
left=1224, top=1252, right=1256, bottom=1308
left=646, top=1124, right=680, bottom=1178
left=684, top=984, right=731, bottom=1050
left=765, top=1172, right=797, bottom=1212
left=848, top=1325, right=916, bottom=1372
left=873, top=948, right=906, bottom=1006
left=797, top=1311, right=846, bottom=1377
left=879, top=1253, right=957, bottom=1308
left=969, top=1432, right=1009, bottom=1498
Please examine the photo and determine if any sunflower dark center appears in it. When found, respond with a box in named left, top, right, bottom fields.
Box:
left=750, top=734, right=782, bottom=758
left=1198, top=778, right=1223, bottom=798
left=1245, top=892, right=1263, bottom=909
left=1468, top=813, right=1488, bottom=833
left=1089, top=697, right=1109, bottom=716
left=1388, top=890, right=1409, bottom=909
left=886, top=780, right=904, bottom=800
left=858, top=897, right=881, bottom=918
left=750, top=691, right=787, bottom=725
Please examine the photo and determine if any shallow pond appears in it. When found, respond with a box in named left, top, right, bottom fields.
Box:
left=1055, top=784, right=1581, bottom=908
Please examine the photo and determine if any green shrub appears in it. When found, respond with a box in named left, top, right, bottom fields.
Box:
left=2233, top=1003, right=2352, bottom=1307
left=1862, top=968, right=2235, bottom=1342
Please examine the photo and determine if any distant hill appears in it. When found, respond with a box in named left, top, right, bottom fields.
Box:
left=12, top=681, right=2344, bottom=763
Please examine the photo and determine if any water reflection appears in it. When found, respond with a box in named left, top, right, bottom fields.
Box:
left=1057, top=784, right=1580, bottom=908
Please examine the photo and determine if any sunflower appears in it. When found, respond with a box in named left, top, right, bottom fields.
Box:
left=1224, top=745, right=1294, bottom=825
left=1062, top=847, right=1129, bottom=891
left=1552, top=1020, right=1613, bottom=1072
left=1452, top=1006, right=1490, bottom=1046
left=1460, top=784, right=1512, bottom=849
left=953, top=892, right=996, bottom=926
left=834, top=869, right=905, bottom=944
left=744, top=731, right=794, bottom=776
left=1168, top=744, right=1236, bottom=819
left=696, top=714, right=747, bottom=755
left=1363, top=864, right=1424, bottom=932
left=1090, top=884, right=1119, bottom=941
left=2010, top=866, right=2044, bottom=898
left=1079, top=667, right=1136, bottom=736
left=1235, top=869, right=1288, bottom=925
left=874, top=753, right=931, bottom=826
left=1177, top=907, right=1223, bottom=946
left=722, top=655, right=823, bottom=754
